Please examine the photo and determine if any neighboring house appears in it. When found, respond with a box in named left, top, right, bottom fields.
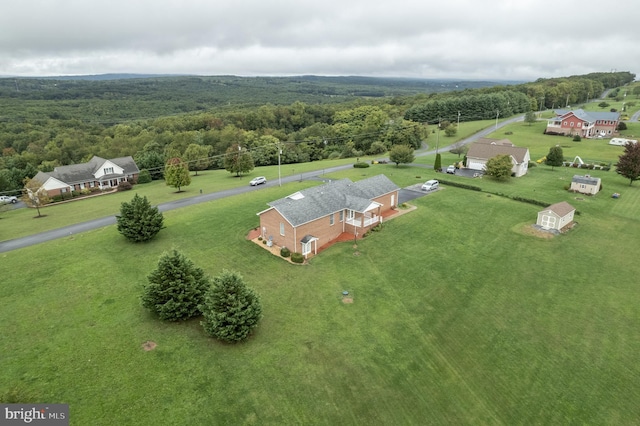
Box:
left=536, top=201, right=576, bottom=231
left=570, top=174, right=601, bottom=195
left=466, top=138, right=531, bottom=177
left=546, top=109, right=619, bottom=138
left=257, top=174, right=400, bottom=258
left=32, top=156, right=140, bottom=197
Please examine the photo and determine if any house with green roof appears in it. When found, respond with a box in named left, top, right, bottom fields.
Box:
left=257, top=174, right=399, bottom=258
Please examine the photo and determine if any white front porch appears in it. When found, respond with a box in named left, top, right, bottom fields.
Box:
left=346, top=212, right=380, bottom=228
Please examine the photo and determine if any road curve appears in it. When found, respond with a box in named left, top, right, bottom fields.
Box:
left=0, top=116, right=523, bottom=253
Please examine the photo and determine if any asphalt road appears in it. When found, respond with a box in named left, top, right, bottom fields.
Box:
left=0, top=116, right=523, bottom=253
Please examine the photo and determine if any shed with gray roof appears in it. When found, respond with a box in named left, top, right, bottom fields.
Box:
left=570, top=174, right=601, bottom=195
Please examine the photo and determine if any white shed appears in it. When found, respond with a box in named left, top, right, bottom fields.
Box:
left=537, top=202, right=575, bottom=231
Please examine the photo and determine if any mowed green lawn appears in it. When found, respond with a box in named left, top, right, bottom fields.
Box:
left=2, top=161, right=640, bottom=424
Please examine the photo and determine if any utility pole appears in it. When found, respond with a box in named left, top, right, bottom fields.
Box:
left=495, top=110, right=499, bottom=130
left=436, top=118, right=440, bottom=154
left=277, top=142, right=282, bottom=187
left=457, top=111, right=461, bottom=130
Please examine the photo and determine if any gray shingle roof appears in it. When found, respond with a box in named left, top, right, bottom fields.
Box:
left=467, top=138, right=529, bottom=163
left=572, top=175, right=600, bottom=185
left=37, top=156, right=139, bottom=185
left=267, top=174, right=399, bottom=227
left=555, top=109, right=619, bottom=122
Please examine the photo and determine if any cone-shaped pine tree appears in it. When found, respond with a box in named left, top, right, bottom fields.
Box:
left=142, top=249, right=210, bottom=321
left=116, top=193, right=164, bottom=242
left=201, top=270, right=262, bottom=342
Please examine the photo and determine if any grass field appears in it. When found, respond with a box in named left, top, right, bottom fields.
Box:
left=0, top=157, right=360, bottom=242
left=2, top=155, right=640, bottom=424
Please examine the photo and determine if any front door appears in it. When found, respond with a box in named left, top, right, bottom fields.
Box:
left=302, top=241, right=312, bottom=256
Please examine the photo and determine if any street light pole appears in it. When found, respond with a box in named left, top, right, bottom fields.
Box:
left=495, top=110, right=499, bottom=130
left=277, top=142, right=282, bottom=187
left=457, top=111, right=460, bottom=130
left=436, top=118, right=440, bottom=154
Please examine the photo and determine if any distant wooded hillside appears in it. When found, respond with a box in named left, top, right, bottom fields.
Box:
left=0, top=71, right=634, bottom=195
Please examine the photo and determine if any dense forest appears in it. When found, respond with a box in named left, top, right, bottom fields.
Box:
left=0, top=71, right=634, bottom=195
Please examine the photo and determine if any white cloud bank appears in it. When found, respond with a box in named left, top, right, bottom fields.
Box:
left=1, top=0, right=637, bottom=80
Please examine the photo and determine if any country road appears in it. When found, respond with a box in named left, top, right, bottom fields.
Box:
left=0, top=115, right=523, bottom=253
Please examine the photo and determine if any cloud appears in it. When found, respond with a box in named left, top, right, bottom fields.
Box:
left=0, top=0, right=637, bottom=80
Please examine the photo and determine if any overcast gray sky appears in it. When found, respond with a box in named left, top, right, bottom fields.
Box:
left=1, top=0, right=637, bottom=81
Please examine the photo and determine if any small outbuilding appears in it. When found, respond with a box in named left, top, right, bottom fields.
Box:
left=536, top=201, right=576, bottom=231
left=570, top=175, right=601, bottom=195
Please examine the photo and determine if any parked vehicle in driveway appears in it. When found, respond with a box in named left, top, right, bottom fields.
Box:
left=421, top=179, right=439, bottom=191
left=249, top=176, right=267, bottom=186
left=446, top=165, right=456, bottom=174
left=0, top=195, right=18, bottom=204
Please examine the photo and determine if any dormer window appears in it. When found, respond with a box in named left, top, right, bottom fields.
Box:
left=104, top=167, right=114, bottom=174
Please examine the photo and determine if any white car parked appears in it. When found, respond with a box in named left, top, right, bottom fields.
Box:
left=421, top=179, right=439, bottom=191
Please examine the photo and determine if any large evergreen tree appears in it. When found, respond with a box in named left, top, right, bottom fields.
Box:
left=142, top=249, right=210, bottom=321
left=200, top=270, right=262, bottom=343
left=616, top=142, right=640, bottom=185
left=485, top=154, right=513, bottom=180
left=545, top=145, right=564, bottom=170
left=164, top=157, right=191, bottom=192
left=434, top=153, right=442, bottom=172
left=116, top=193, right=164, bottom=242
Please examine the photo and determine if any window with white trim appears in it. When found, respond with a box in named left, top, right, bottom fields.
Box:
left=330, top=214, right=334, bottom=226
left=339, top=211, right=343, bottom=222
left=280, top=222, right=285, bottom=236
left=104, top=167, right=114, bottom=174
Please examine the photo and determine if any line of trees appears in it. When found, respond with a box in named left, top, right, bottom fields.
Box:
left=1, top=71, right=634, bottom=194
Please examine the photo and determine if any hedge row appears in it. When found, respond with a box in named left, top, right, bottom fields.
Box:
left=437, top=179, right=482, bottom=191
left=440, top=180, right=581, bottom=215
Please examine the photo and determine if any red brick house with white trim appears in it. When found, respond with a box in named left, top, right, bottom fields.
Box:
left=257, top=174, right=399, bottom=258
left=545, top=109, right=619, bottom=138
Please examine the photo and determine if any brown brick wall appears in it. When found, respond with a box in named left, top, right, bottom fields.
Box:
left=257, top=189, right=397, bottom=253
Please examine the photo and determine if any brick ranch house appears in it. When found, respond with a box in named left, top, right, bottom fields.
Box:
left=32, top=156, right=140, bottom=197
left=466, top=138, right=531, bottom=177
left=545, top=109, right=620, bottom=138
left=257, top=174, right=400, bottom=258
